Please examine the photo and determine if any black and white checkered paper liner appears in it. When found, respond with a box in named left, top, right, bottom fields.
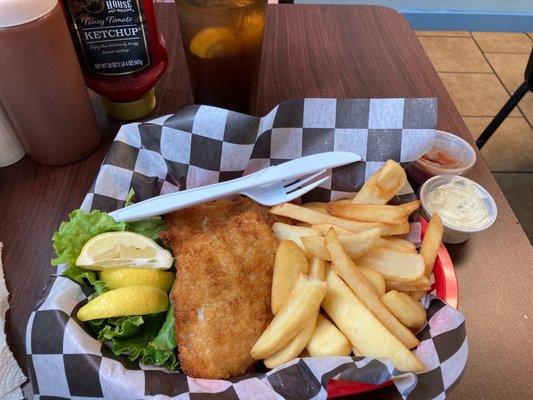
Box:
left=26, top=98, right=468, bottom=399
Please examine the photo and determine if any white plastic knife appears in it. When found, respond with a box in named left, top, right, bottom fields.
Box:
left=109, top=151, right=361, bottom=222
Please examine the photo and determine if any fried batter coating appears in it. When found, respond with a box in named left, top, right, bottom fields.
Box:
left=161, top=198, right=277, bottom=379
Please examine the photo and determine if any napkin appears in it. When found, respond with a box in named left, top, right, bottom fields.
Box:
left=26, top=98, right=467, bottom=400
left=0, top=243, right=26, bottom=399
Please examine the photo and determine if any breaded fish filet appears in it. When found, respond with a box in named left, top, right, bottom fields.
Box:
left=161, top=198, right=277, bottom=379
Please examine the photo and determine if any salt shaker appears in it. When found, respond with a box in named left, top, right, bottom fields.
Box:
left=0, top=104, right=25, bottom=167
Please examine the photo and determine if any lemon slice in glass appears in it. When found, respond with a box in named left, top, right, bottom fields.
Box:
left=238, top=13, right=264, bottom=50
left=76, top=231, right=173, bottom=271
left=100, top=268, right=175, bottom=293
left=77, top=285, right=169, bottom=321
left=189, top=27, right=243, bottom=59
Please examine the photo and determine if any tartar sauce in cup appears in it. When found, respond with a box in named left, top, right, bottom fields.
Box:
left=420, top=175, right=497, bottom=244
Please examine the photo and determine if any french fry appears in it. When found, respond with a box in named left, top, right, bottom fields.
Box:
left=352, top=160, right=407, bottom=205
left=420, top=214, right=444, bottom=277
left=385, top=276, right=431, bottom=292
left=327, top=202, right=408, bottom=225
left=303, top=202, right=329, bottom=215
left=359, top=266, right=386, bottom=296
left=356, top=247, right=425, bottom=282
left=399, top=200, right=421, bottom=216
left=410, top=290, right=426, bottom=301
left=251, top=274, right=328, bottom=360
left=322, top=268, right=424, bottom=372
left=325, top=230, right=419, bottom=349
left=380, top=222, right=410, bottom=236
left=265, top=257, right=326, bottom=368
left=382, top=291, right=427, bottom=330
left=377, top=237, right=417, bottom=253
left=302, top=228, right=381, bottom=261
left=414, top=298, right=426, bottom=313
left=301, top=237, right=330, bottom=260
left=270, top=203, right=381, bottom=233
left=306, top=313, right=351, bottom=357
left=312, top=223, right=362, bottom=236
left=264, top=311, right=319, bottom=368
left=272, top=222, right=321, bottom=256
left=270, top=203, right=408, bottom=236
left=352, top=347, right=363, bottom=357
left=309, top=257, right=327, bottom=280
left=271, top=240, right=309, bottom=314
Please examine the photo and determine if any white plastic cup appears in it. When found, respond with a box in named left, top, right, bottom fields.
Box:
left=408, top=130, right=476, bottom=185
left=420, top=175, right=497, bottom=244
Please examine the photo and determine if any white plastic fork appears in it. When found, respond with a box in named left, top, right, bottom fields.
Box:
left=242, top=170, right=330, bottom=205
left=109, top=151, right=361, bottom=222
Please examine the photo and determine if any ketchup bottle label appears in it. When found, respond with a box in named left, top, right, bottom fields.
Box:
left=64, top=0, right=150, bottom=75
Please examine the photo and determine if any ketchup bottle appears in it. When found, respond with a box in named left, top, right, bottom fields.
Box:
left=62, top=0, right=168, bottom=120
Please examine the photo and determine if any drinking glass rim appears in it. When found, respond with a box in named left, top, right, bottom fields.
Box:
left=176, top=0, right=266, bottom=11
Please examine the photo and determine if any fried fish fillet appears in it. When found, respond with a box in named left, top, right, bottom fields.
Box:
left=161, top=198, right=277, bottom=379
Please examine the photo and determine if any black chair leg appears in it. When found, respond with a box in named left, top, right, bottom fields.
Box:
left=476, top=81, right=529, bottom=149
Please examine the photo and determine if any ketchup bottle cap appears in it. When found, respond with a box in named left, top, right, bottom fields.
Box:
left=101, top=88, right=156, bottom=121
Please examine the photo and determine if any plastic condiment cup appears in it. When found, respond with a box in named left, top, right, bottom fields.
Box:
left=420, top=175, right=497, bottom=244
left=408, top=130, right=476, bottom=185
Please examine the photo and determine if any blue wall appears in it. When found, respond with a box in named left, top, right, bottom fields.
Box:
left=292, top=0, right=533, bottom=32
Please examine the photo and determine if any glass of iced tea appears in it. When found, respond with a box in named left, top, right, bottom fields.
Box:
left=175, top=0, right=267, bottom=114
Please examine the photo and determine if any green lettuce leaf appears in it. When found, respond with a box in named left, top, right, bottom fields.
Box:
left=52, top=192, right=167, bottom=281
left=88, top=315, right=145, bottom=341
left=126, top=218, right=166, bottom=242
left=148, top=307, right=177, bottom=352
left=144, top=307, right=178, bottom=369
left=61, top=265, right=99, bottom=286
left=51, top=192, right=175, bottom=369
left=124, top=188, right=136, bottom=207
left=90, top=310, right=178, bottom=370
left=52, top=209, right=126, bottom=268
left=61, top=265, right=108, bottom=299
left=124, top=189, right=166, bottom=241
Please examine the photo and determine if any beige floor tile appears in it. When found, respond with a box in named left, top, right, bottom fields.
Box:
left=416, top=31, right=471, bottom=37
left=485, top=53, right=530, bottom=91
left=439, top=72, right=521, bottom=117
left=472, top=32, right=532, bottom=53
left=419, top=37, right=491, bottom=72
left=494, top=172, right=533, bottom=242
left=462, top=116, right=493, bottom=139
left=463, top=117, right=533, bottom=172
left=518, top=92, right=533, bottom=126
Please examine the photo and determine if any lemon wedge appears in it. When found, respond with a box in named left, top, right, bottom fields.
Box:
left=100, top=268, right=175, bottom=293
left=77, top=285, right=169, bottom=321
left=189, top=27, right=243, bottom=59
left=238, top=13, right=264, bottom=50
left=76, top=231, right=173, bottom=271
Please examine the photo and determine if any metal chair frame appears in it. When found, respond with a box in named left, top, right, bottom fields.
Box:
left=476, top=49, right=533, bottom=149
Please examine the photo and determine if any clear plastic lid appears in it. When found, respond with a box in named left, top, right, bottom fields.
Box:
left=415, top=130, right=476, bottom=175
left=420, top=175, right=497, bottom=233
left=0, top=0, right=56, bottom=28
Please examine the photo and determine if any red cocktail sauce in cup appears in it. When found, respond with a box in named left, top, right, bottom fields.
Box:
left=407, top=130, right=476, bottom=185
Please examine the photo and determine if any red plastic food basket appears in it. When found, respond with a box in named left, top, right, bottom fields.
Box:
left=327, top=218, right=459, bottom=398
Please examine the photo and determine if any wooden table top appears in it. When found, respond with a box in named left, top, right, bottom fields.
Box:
left=1, top=4, right=531, bottom=399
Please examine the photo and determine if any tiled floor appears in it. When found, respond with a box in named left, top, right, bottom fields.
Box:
left=415, top=31, right=532, bottom=241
